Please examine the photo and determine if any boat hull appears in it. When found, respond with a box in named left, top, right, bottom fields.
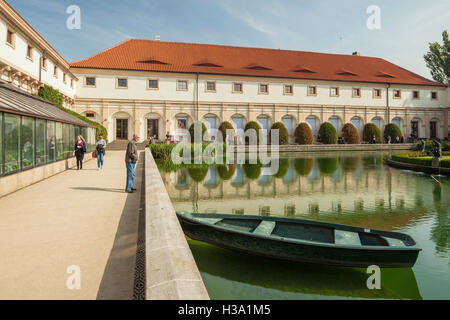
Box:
left=177, top=215, right=420, bottom=268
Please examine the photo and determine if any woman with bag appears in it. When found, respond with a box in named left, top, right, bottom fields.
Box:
left=96, top=134, right=107, bottom=170
left=74, top=135, right=87, bottom=170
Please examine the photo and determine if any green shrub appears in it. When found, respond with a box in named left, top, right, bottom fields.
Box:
left=189, top=121, right=209, bottom=143
left=244, top=121, right=262, bottom=145
left=442, top=142, right=450, bottom=151
left=188, top=167, right=209, bottom=182
left=341, top=123, right=360, bottom=144
left=217, top=164, right=236, bottom=180
left=318, top=122, right=338, bottom=145
left=218, top=121, right=235, bottom=143
left=391, top=152, right=433, bottom=166
left=362, top=123, right=383, bottom=144
left=384, top=123, right=402, bottom=143
left=37, top=85, right=108, bottom=140
left=294, top=158, right=314, bottom=176
left=294, top=123, right=314, bottom=145
left=318, top=157, right=339, bottom=175
left=274, top=159, right=290, bottom=178
left=149, top=143, right=177, bottom=161
left=269, top=122, right=290, bottom=145
left=243, top=163, right=262, bottom=180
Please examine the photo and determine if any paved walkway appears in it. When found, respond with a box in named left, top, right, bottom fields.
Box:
left=0, top=151, right=144, bottom=299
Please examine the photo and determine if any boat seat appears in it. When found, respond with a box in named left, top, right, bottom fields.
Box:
left=335, top=230, right=361, bottom=246
left=382, top=237, right=406, bottom=247
left=196, top=218, right=223, bottom=225
left=253, top=221, right=276, bottom=236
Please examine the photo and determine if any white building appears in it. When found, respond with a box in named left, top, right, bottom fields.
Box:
left=0, top=0, right=77, bottom=108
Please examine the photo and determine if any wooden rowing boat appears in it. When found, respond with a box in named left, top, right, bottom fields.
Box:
left=176, top=212, right=421, bottom=268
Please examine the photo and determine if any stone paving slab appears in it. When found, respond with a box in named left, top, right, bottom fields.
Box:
left=0, top=151, right=143, bottom=300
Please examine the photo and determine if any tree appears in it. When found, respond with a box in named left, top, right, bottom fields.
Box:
left=269, top=122, right=290, bottom=145
left=317, top=122, right=338, bottom=145
left=342, top=123, right=360, bottom=144
left=424, top=30, right=450, bottom=84
left=294, top=123, right=314, bottom=145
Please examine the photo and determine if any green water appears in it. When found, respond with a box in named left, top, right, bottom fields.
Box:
left=159, top=151, right=450, bottom=300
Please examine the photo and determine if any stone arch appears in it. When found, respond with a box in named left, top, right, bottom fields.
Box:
left=371, top=116, right=384, bottom=131
left=281, top=114, right=297, bottom=138
left=172, top=113, right=193, bottom=142
left=305, top=115, right=321, bottom=137
left=350, top=116, right=364, bottom=133
left=328, top=115, right=344, bottom=135
left=391, top=117, right=404, bottom=135
left=142, top=112, right=164, bottom=141
left=110, top=111, right=133, bottom=141
left=429, top=117, right=442, bottom=139
left=410, top=116, right=424, bottom=139
left=202, top=113, right=221, bottom=141
left=80, top=110, right=101, bottom=124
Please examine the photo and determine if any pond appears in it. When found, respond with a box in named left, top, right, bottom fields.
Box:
left=158, top=151, right=450, bottom=300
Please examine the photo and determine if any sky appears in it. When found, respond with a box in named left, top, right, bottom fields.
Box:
left=7, top=0, right=450, bottom=80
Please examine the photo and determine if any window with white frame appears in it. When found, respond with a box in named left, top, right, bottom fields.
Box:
left=233, top=82, right=243, bottom=93
left=117, top=78, right=128, bottom=88
left=177, top=80, right=188, bottom=91
left=206, top=81, right=216, bottom=92
left=148, top=79, right=159, bottom=89
left=330, top=87, right=339, bottom=97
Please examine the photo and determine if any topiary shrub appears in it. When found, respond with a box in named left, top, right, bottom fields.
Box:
left=218, top=121, right=235, bottom=144
left=363, top=123, right=383, bottom=144
left=318, top=157, right=339, bottom=175
left=243, top=163, right=262, bottom=180
left=294, top=158, right=314, bottom=176
left=274, top=159, right=290, bottom=178
left=188, top=167, right=209, bottom=182
left=294, top=123, right=314, bottom=145
left=384, top=123, right=402, bottom=143
left=318, top=122, right=338, bottom=145
left=217, top=164, right=236, bottom=180
left=269, top=122, right=289, bottom=146
left=341, top=123, right=360, bottom=144
left=189, top=121, right=209, bottom=143
left=269, top=122, right=290, bottom=145
left=244, top=121, right=262, bottom=145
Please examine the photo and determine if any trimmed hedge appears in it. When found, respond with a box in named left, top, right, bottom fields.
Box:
left=294, top=158, right=314, bottom=176
left=391, top=152, right=450, bottom=168
left=274, top=159, right=290, bottom=178
left=341, top=123, right=360, bottom=144
left=37, top=85, right=108, bottom=140
left=218, top=121, right=235, bottom=143
left=244, top=121, right=262, bottom=145
left=384, top=123, right=402, bottom=143
left=269, top=122, right=290, bottom=145
left=217, top=164, right=236, bottom=180
left=363, top=123, right=383, bottom=144
left=318, top=122, right=338, bottom=145
left=318, top=157, right=339, bottom=175
left=243, top=163, right=262, bottom=180
left=189, top=121, right=209, bottom=143
left=294, top=123, right=314, bottom=145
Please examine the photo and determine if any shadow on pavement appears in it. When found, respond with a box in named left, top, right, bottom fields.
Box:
left=96, top=152, right=144, bottom=300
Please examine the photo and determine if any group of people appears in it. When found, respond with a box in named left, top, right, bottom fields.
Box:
left=73, top=133, right=140, bottom=193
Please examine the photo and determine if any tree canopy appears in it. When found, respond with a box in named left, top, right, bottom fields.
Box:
left=424, top=30, right=450, bottom=84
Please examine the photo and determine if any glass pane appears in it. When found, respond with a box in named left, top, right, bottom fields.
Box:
left=307, top=118, right=316, bottom=135
left=63, top=123, right=70, bottom=158
left=329, top=118, right=338, bottom=131
left=0, top=113, right=2, bottom=175
left=4, top=114, right=20, bottom=173
left=372, top=119, right=380, bottom=129
left=47, top=121, right=56, bottom=162
left=351, top=119, right=360, bottom=131
left=21, top=117, right=35, bottom=169
left=36, top=119, right=47, bottom=165
left=283, top=118, right=292, bottom=135
left=56, top=122, right=63, bottom=160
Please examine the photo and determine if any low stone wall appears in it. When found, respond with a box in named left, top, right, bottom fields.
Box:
left=386, top=158, right=450, bottom=176
left=233, top=144, right=413, bottom=153
left=144, top=148, right=209, bottom=300
left=0, top=153, right=93, bottom=198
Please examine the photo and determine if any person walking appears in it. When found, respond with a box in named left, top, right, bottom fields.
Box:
left=125, top=134, right=139, bottom=193
left=74, top=135, right=86, bottom=170
left=96, top=134, right=107, bottom=170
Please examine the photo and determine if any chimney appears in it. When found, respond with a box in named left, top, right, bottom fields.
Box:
left=352, top=51, right=360, bottom=56
left=154, top=35, right=161, bottom=41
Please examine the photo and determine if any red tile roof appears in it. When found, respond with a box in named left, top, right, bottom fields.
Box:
left=70, top=39, right=446, bottom=87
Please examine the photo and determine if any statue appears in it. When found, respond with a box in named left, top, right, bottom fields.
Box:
left=418, top=140, right=425, bottom=153
left=431, top=139, right=442, bottom=159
